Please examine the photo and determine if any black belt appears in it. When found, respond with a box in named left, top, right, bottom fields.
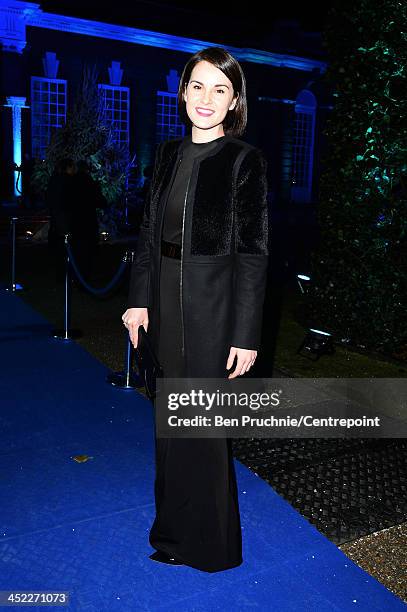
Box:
left=161, top=239, right=181, bottom=259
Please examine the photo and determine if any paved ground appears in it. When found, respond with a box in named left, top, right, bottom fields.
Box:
left=1, top=211, right=406, bottom=602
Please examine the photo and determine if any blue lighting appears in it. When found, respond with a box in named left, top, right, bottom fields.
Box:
left=291, top=90, right=317, bottom=203
left=31, top=77, right=67, bottom=159
left=25, top=10, right=327, bottom=73
left=4, top=96, right=29, bottom=197
left=376, top=213, right=385, bottom=226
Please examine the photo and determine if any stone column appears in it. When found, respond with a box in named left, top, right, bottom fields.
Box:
left=5, top=96, right=29, bottom=197
left=0, top=1, right=40, bottom=202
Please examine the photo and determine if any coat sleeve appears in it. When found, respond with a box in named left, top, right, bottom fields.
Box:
left=230, top=147, right=269, bottom=350
left=127, top=142, right=163, bottom=308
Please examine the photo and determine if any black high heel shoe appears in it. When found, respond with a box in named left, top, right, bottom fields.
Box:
left=149, top=550, right=184, bottom=565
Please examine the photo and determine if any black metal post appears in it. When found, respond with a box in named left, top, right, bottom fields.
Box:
left=4, top=217, right=23, bottom=292
left=107, top=250, right=143, bottom=389
left=52, top=233, right=82, bottom=341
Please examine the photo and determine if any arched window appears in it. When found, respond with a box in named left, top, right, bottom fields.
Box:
left=291, top=89, right=316, bottom=203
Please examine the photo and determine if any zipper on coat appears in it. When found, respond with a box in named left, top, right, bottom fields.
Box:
left=180, top=171, right=191, bottom=358
left=156, top=153, right=182, bottom=345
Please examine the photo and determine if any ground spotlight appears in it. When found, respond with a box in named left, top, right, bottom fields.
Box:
left=297, top=327, right=335, bottom=361
left=296, top=273, right=311, bottom=294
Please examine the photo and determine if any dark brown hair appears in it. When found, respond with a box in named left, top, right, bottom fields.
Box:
left=177, top=47, right=247, bottom=137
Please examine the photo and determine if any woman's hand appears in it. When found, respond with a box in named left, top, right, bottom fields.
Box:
left=226, top=347, right=257, bottom=379
left=122, top=307, right=149, bottom=349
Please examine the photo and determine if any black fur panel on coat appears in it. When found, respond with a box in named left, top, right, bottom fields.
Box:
left=234, top=147, right=269, bottom=255
left=127, top=137, right=269, bottom=313
left=190, top=144, right=236, bottom=256
left=190, top=143, right=268, bottom=256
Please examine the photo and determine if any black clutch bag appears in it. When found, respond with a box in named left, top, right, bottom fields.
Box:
left=135, top=325, right=164, bottom=401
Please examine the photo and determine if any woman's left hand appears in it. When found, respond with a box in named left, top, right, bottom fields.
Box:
left=226, top=347, right=257, bottom=379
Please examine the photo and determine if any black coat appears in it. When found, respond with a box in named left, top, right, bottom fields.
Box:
left=127, top=133, right=269, bottom=378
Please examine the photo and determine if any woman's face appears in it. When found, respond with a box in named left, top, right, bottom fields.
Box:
left=183, top=60, right=238, bottom=132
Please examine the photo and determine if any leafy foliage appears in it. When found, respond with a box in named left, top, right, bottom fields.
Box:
left=32, top=64, right=135, bottom=236
left=306, top=0, right=407, bottom=357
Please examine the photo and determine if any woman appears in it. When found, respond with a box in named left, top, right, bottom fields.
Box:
left=122, top=47, right=269, bottom=572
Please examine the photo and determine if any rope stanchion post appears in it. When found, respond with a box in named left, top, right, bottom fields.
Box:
left=107, top=249, right=143, bottom=390
left=4, top=217, right=23, bottom=292
left=66, top=242, right=128, bottom=295
left=107, top=332, right=143, bottom=390
left=52, top=233, right=83, bottom=341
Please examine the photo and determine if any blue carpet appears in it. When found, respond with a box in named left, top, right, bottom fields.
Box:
left=0, top=292, right=405, bottom=611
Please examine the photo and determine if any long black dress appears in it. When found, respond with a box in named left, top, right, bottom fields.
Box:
left=149, top=136, right=243, bottom=572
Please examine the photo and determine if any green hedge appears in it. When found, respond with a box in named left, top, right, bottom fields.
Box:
left=307, top=0, right=407, bottom=358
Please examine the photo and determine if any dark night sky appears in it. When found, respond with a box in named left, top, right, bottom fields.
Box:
left=37, top=1, right=333, bottom=54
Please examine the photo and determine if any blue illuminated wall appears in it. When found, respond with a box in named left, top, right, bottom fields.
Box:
left=98, top=84, right=130, bottom=148
left=23, top=25, right=192, bottom=177
left=31, top=76, right=67, bottom=159
left=156, top=91, right=185, bottom=143
left=291, top=90, right=317, bottom=203
left=0, top=2, right=330, bottom=204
